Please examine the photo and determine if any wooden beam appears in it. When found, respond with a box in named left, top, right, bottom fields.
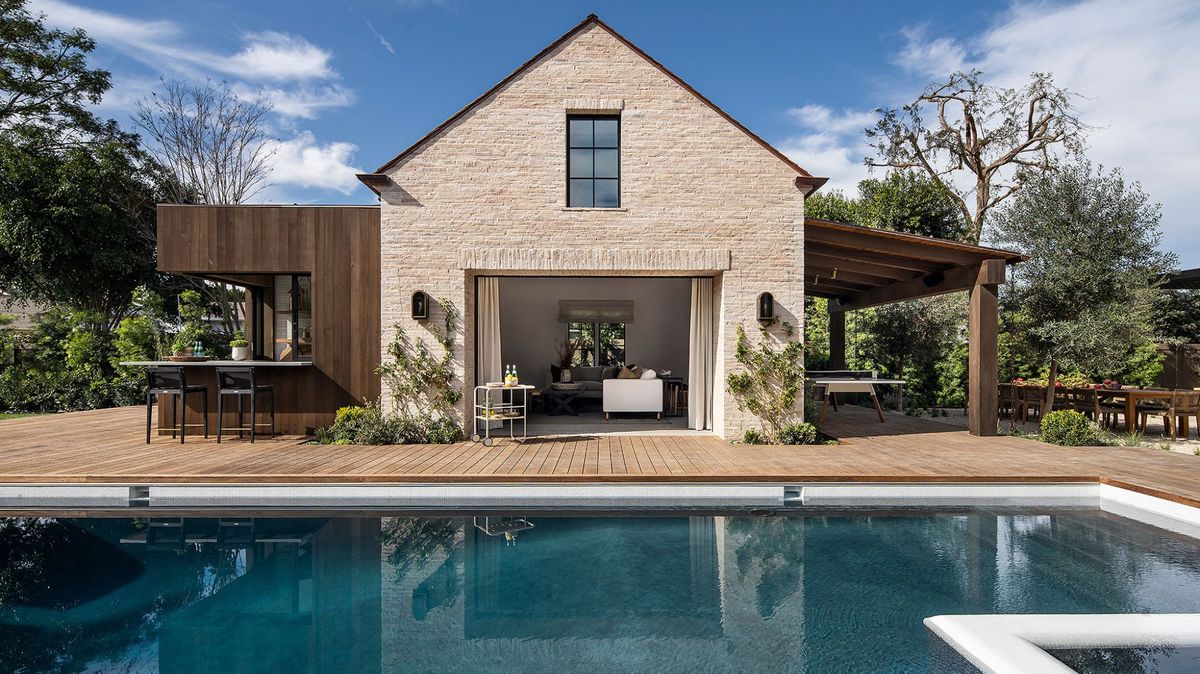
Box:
left=805, top=251, right=920, bottom=281
left=806, top=225, right=986, bottom=266
left=968, top=279, right=1000, bottom=436
left=808, top=277, right=874, bottom=295
left=828, top=309, right=846, bottom=370
left=805, top=242, right=946, bottom=274
left=805, top=262, right=906, bottom=287
left=833, top=259, right=1007, bottom=311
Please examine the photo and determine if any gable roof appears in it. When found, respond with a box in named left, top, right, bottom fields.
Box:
left=358, top=15, right=827, bottom=194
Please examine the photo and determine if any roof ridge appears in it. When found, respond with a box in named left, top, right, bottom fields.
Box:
left=364, top=14, right=826, bottom=192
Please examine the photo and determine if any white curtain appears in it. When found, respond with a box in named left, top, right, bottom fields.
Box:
left=689, top=277, right=714, bottom=430
left=478, top=277, right=502, bottom=385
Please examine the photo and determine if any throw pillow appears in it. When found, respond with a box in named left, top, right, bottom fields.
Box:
left=639, top=368, right=657, bottom=379
left=617, top=366, right=638, bottom=379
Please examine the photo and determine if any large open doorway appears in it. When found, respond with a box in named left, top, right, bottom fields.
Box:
left=476, top=276, right=712, bottom=436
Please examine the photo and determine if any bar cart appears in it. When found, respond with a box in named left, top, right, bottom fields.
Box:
left=471, top=383, right=534, bottom=446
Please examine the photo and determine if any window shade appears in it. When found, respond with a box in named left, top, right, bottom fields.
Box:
left=558, top=300, right=635, bottom=323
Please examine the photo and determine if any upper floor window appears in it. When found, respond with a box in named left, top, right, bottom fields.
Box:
left=567, top=115, right=620, bottom=207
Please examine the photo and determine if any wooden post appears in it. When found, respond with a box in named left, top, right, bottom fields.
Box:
left=828, top=308, right=846, bottom=370
left=968, top=272, right=1001, bottom=436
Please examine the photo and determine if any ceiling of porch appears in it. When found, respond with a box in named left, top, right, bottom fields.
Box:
left=803, top=218, right=1025, bottom=310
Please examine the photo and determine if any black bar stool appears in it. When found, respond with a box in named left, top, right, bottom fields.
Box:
left=145, top=366, right=208, bottom=444
left=216, top=367, right=275, bottom=443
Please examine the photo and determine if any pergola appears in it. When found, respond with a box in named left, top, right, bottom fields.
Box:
left=803, top=218, right=1025, bottom=436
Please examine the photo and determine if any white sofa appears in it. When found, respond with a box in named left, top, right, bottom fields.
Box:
left=602, top=378, right=664, bottom=419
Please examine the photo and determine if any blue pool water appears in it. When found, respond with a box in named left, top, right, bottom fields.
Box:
left=1, top=509, right=1199, bottom=673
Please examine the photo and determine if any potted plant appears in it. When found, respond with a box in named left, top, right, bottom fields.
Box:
left=230, top=330, right=250, bottom=361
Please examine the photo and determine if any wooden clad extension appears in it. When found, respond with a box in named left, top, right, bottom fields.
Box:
left=3, top=406, right=1200, bottom=510
left=156, top=205, right=381, bottom=433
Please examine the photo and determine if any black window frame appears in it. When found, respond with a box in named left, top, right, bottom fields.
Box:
left=566, top=321, right=626, bottom=368
left=566, top=114, right=621, bottom=208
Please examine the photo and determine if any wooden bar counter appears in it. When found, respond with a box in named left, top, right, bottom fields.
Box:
left=122, top=360, right=350, bottom=436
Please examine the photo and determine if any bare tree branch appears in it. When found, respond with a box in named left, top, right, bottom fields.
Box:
left=866, top=70, right=1087, bottom=243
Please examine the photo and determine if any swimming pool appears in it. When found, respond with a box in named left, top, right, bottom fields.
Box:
left=2, top=508, right=1198, bottom=673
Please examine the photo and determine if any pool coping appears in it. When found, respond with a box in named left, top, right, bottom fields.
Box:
left=2, top=481, right=1199, bottom=537
left=926, top=613, right=1200, bottom=674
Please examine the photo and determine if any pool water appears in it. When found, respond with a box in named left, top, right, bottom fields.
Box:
left=1, top=509, right=1199, bottom=673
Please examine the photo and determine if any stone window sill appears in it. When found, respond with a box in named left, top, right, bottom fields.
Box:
left=561, top=207, right=629, bottom=212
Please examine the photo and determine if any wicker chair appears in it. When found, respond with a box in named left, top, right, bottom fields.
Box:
left=1070, top=387, right=1102, bottom=422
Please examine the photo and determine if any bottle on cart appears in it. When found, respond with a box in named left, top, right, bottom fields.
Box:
left=511, top=365, right=519, bottom=385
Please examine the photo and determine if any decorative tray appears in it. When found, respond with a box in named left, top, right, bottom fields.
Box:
left=551, top=383, right=582, bottom=390
left=166, top=355, right=209, bottom=362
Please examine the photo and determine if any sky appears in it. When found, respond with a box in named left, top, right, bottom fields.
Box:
left=28, top=0, right=1200, bottom=266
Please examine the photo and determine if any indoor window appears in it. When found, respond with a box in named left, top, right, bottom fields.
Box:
left=567, top=115, right=620, bottom=207
left=568, top=322, right=625, bottom=367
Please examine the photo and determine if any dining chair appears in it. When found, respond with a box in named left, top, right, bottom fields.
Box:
left=215, top=367, right=275, bottom=443
left=145, top=366, right=208, bottom=444
left=1142, top=391, right=1200, bottom=440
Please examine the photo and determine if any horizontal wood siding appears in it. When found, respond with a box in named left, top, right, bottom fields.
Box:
left=156, top=205, right=381, bottom=432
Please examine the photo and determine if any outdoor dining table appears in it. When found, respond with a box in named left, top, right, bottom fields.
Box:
left=1095, top=388, right=1182, bottom=434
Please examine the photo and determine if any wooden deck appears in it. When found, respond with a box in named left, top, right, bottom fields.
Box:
left=1, top=406, right=1199, bottom=507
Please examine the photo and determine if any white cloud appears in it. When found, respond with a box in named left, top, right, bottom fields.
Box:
left=220, top=31, right=335, bottom=81
left=777, top=104, right=877, bottom=195
left=261, top=132, right=363, bottom=196
left=785, top=0, right=1200, bottom=264
left=234, top=83, right=356, bottom=120
left=30, top=0, right=352, bottom=118
left=363, top=19, right=396, bottom=55
left=893, top=25, right=967, bottom=78
left=911, top=0, right=1200, bottom=263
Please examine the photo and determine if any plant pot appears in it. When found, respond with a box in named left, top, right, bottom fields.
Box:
left=231, top=346, right=250, bottom=361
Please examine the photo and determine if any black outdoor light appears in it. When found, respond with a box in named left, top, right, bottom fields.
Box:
left=411, top=291, right=429, bottom=320
left=756, top=292, right=775, bottom=325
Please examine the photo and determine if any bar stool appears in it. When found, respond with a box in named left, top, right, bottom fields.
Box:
left=145, top=366, right=208, bottom=444
left=215, top=367, right=275, bottom=443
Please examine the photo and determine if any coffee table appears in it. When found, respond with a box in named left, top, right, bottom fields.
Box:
left=545, top=387, right=581, bottom=416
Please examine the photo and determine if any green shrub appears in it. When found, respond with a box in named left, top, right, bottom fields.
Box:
left=229, top=330, right=249, bottom=348
left=778, top=422, right=818, bottom=445
left=316, top=404, right=460, bottom=445
left=742, top=429, right=768, bottom=445
left=1040, top=410, right=1102, bottom=446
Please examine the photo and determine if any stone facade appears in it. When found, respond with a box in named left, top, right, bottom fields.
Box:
left=377, top=21, right=809, bottom=439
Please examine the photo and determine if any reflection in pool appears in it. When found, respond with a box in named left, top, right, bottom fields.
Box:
left=1, top=509, right=1199, bottom=672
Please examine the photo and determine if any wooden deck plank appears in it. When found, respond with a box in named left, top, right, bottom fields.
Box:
left=2, top=407, right=1200, bottom=509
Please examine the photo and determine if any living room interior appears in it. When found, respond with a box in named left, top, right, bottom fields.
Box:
left=481, top=275, right=709, bottom=435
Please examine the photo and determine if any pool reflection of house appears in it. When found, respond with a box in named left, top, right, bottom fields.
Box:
left=462, top=517, right=722, bottom=640
left=152, top=518, right=382, bottom=674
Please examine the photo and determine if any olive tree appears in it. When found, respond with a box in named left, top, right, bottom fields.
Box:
left=990, top=161, right=1176, bottom=404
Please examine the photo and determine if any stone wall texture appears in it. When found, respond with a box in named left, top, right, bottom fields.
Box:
left=378, top=22, right=807, bottom=439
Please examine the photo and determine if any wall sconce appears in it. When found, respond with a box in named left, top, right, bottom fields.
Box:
left=756, top=292, right=775, bottom=325
left=411, top=291, right=429, bottom=320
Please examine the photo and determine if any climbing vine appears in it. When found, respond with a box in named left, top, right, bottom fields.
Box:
left=377, top=297, right=463, bottom=433
left=726, top=322, right=805, bottom=443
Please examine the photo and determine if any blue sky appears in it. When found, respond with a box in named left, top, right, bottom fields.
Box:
left=32, top=0, right=1200, bottom=265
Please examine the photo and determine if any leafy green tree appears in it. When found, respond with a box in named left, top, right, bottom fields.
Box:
left=807, top=171, right=970, bottom=408
left=0, top=0, right=111, bottom=140
left=990, top=161, right=1176, bottom=394
left=0, top=129, right=161, bottom=335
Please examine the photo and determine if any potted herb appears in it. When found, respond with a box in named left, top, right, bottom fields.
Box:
left=230, top=330, right=250, bottom=361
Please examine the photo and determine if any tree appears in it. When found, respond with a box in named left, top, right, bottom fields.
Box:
left=806, top=171, right=970, bottom=409
left=990, top=161, right=1176, bottom=402
left=0, top=128, right=162, bottom=334
left=134, top=79, right=274, bottom=205
left=133, top=79, right=276, bottom=332
left=868, top=70, right=1086, bottom=243
left=0, top=0, right=111, bottom=140
left=808, top=170, right=967, bottom=240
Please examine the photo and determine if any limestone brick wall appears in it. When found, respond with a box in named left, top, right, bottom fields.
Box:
left=378, top=23, right=806, bottom=439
